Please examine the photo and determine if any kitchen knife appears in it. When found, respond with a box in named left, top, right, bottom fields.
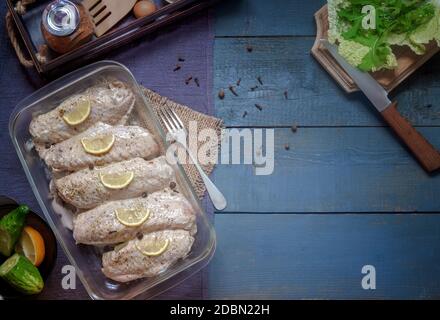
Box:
left=322, top=39, right=440, bottom=173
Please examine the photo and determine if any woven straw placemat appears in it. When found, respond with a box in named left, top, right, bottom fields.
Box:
left=142, top=87, right=223, bottom=199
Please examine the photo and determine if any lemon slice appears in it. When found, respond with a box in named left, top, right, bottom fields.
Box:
left=15, top=226, right=46, bottom=267
left=62, top=98, right=91, bottom=126
left=136, top=238, right=169, bottom=256
left=81, top=134, right=115, bottom=155
left=99, top=171, right=134, bottom=189
left=115, top=207, right=150, bottom=227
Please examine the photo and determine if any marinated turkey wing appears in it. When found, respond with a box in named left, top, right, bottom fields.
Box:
left=55, top=156, right=175, bottom=209
left=30, top=81, right=135, bottom=144
left=43, top=122, right=159, bottom=171
left=73, top=189, right=196, bottom=245
left=102, top=229, right=194, bottom=282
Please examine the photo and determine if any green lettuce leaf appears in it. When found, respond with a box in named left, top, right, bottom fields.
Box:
left=327, top=0, right=439, bottom=71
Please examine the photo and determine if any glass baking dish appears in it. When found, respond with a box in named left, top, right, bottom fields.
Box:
left=9, top=60, right=216, bottom=300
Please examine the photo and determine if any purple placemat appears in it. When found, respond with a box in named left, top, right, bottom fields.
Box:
left=0, top=2, right=214, bottom=299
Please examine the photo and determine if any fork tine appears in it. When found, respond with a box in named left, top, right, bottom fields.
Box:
left=158, top=109, right=174, bottom=132
left=168, top=108, right=185, bottom=129
left=163, top=107, right=180, bottom=130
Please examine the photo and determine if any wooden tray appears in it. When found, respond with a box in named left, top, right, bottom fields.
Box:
left=6, top=0, right=217, bottom=76
left=311, top=5, right=440, bottom=93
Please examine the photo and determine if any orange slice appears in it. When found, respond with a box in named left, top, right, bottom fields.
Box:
left=15, top=226, right=46, bottom=267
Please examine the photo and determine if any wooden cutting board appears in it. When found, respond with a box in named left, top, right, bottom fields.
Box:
left=311, top=5, right=440, bottom=93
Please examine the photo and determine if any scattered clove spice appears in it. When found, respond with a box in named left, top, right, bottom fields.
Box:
left=185, top=76, right=193, bottom=85
left=229, top=85, right=238, bottom=96
left=242, top=111, right=248, bottom=118
left=236, top=78, right=241, bottom=86
left=178, top=57, right=185, bottom=62
left=291, top=123, right=298, bottom=133
left=250, top=85, right=258, bottom=91
left=194, top=77, right=200, bottom=87
left=218, top=89, right=225, bottom=100
left=142, top=192, right=148, bottom=198
left=173, top=65, right=181, bottom=72
left=254, top=103, right=263, bottom=111
left=246, top=45, right=253, bottom=52
left=284, top=91, right=288, bottom=99
left=257, top=76, right=263, bottom=85
left=284, top=144, right=290, bottom=150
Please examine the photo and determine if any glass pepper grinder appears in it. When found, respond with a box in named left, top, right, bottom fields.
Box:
left=42, top=0, right=80, bottom=37
left=41, top=0, right=94, bottom=54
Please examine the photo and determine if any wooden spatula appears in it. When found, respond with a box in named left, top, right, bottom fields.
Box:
left=82, top=0, right=137, bottom=37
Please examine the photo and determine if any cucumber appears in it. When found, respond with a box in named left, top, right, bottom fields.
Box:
left=0, top=253, right=44, bottom=295
left=0, top=205, right=29, bottom=256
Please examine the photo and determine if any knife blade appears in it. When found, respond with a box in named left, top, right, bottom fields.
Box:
left=322, top=40, right=391, bottom=112
left=321, top=39, right=440, bottom=173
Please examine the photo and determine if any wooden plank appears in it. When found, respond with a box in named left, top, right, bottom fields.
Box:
left=213, top=38, right=440, bottom=127
left=213, top=127, right=440, bottom=213
left=214, top=0, right=325, bottom=37
left=208, top=213, right=440, bottom=299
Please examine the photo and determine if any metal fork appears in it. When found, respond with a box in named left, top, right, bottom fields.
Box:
left=158, top=106, right=227, bottom=211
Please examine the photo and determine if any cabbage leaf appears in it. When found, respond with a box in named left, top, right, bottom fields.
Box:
left=328, top=0, right=440, bottom=71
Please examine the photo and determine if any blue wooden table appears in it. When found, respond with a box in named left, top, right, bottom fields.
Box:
left=1, top=0, right=440, bottom=299
left=208, top=0, right=440, bottom=299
